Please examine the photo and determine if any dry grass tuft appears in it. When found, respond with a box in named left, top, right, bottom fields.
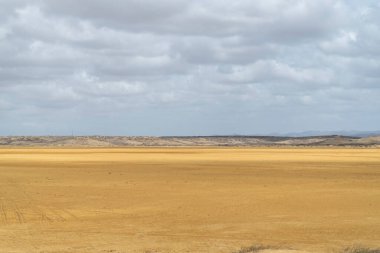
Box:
left=232, top=245, right=274, bottom=253
left=342, top=247, right=380, bottom=253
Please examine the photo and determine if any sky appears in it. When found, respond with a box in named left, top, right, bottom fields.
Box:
left=0, top=0, right=379, bottom=136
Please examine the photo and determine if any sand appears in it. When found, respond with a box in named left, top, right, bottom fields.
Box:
left=0, top=148, right=379, bottom=253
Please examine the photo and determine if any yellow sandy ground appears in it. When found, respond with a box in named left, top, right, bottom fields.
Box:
left=0, top=148, right=379, bottom=253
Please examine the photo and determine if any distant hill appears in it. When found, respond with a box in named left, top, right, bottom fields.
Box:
left=1, top=135, right=380, bottom=147
left=282, top=130, right=380, bottom=137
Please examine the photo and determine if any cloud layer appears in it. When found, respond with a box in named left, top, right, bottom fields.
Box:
left=0, top=0, right=379, bottom=135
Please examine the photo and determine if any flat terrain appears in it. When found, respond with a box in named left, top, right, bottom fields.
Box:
left=0, top=148, right=379, bottom=253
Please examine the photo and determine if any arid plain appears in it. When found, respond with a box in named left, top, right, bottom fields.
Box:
left=0, top=148, right=379, bottom=253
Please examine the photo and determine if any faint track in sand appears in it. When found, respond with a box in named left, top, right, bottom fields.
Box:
left=0, top=198, right=8, bottom=224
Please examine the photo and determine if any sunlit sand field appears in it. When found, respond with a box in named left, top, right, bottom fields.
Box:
left=0, top=148, right=379, bottom=253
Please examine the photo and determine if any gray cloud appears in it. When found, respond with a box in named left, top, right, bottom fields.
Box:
left=0, top=0, right=379, bottom=135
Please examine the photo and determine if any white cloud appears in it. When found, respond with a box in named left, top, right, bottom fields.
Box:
left=320, top=30, right=358, bottom=54
left=216, top=60, right=332, bottom=86
left=0, top=0, right=380, bottom=135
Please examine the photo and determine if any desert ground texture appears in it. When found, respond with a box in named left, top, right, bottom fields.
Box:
left=0, top=148, right=379, bottom=253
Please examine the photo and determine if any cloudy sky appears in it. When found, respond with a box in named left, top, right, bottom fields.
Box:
left=0, top=0, right=379, bottom=136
